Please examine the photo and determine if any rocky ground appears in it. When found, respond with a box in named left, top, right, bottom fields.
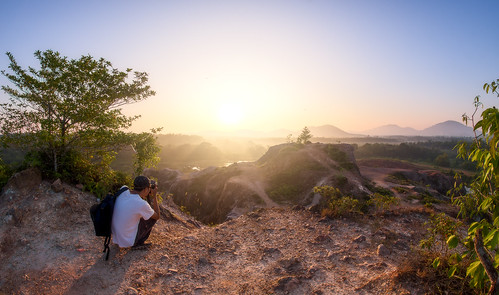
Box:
left=0, top=161, right=462, bottom=294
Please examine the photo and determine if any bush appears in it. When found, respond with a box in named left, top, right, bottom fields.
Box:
left=368, top=193, right=399, bottom=213
left=0, top=158, right=13, bottom=190
left=314, top=185, right=363, bottom=218
left=420, top=213, right=462, bottom=254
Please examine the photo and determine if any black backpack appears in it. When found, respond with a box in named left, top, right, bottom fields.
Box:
left=90, top=186, right=129, bottom=260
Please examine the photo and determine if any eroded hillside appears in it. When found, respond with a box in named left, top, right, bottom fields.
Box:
left=0, top=144, right=465, bottom=294
left=145, top=143, right=371, bottom=224
left=0, top=169, right=445, bottom=294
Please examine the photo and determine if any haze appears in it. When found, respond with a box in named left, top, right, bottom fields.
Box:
left=1, top=0, right=498, bottom=135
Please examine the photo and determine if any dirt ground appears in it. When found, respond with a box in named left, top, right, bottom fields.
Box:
left=0, top=162, right=455, bottom=294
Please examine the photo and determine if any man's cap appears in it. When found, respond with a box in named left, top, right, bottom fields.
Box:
left=133, top=175, right=150, bottom=191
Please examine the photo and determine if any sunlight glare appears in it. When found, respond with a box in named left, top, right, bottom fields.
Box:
left=218, top=102, right=244, bottom=125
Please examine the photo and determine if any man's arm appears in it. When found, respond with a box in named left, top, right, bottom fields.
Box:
left=149, top=187, right=160, bottom=220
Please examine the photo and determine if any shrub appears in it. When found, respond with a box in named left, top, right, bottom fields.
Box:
left=0, top=157, right=13, bottom=190
left=368, top=193, right=399, bottom=213
left=314, top=185, right=363, bottom=218
left=420, top=212, right=462, bottom=254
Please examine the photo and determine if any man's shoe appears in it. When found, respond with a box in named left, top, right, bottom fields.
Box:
left=131, top=242, right=152, bottom=250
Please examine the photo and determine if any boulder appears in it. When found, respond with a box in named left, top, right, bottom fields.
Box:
left=51, top=179, right=63, bottom=193
left=2, top=167, right=42, bottom=194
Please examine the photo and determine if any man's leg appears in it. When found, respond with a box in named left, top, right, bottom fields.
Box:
left=134, top=218, right=157, bottom=246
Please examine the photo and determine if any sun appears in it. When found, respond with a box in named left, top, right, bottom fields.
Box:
left=217, top=103, right=244, bottom=125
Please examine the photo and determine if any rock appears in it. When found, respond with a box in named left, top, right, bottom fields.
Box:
left=394, top=240, right=410, bottom=251
left=314, top=234, right=332, bottom=243
left=278, top=258, right=302, bottom=273
left=292, top=205, right=305, bottom=211
left=75, top=184, right=84, bottom=190
left=124, top=287, right=139, bottom=295
left=377, top=244, right=390, bottom=256
left=263, top=247, right=282, bottom=258
left=3, top=167, right=42, bottom=194
left=198, top=257, right=210, bottom=265
left=353, top=235, right=366, bottom=243
left=274, top=276, right=301, bottom=292
left=51, top=179, right=63, bottom=193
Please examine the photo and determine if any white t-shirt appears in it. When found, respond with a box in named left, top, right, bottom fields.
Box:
left=111, top=189, right=155, bottom=247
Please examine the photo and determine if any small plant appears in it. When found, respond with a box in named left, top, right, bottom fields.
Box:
left=420, top=212, right=462, bottom=255
left=393, top=186, right=410, bottom=194
left=419, top=191, right=440, bottom=207
left=179, top=205, right=191, bottom=216
left=314, top=185, right=362, bottom=218
left=368, top=193, right=399, bottom=213
left=386, top=171, right=412, bottom=185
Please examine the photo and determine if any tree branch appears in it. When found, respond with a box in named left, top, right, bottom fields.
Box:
left=474, top=228, right=499, bottom=295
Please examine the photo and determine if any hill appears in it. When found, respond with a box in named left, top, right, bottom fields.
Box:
left=420, top=120, right=475, bottom=137
left=363, top=124, right=420, bottom=136
left=364, top=120, right=474, bottom=137
left=144, top=143, right=369, bottom=224
left=309, top=125, right=359, bottom=138
left=0, top=167, right=458, bottom=294
left=0, top=144, right=465, bottom=294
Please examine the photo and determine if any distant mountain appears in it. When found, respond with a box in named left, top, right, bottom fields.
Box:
left=309, top=125, right=358, bottom=138
left=420, top=120, right=474, bottom=137
left=198, top=121, right=474, bottom=139
left=365, top=120, right=474, bottom=137
left=364, top=124, right=419, bottom=136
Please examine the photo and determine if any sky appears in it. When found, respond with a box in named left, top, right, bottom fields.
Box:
left=0, top=0, right=498, bottom=135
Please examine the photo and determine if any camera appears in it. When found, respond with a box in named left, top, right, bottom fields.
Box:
left=150, top=180, right=157, bottom=190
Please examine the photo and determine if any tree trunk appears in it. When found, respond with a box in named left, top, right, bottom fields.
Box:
left=53, top=149, right=58, bottom=173
left=474, top=228, right=499, bottom=295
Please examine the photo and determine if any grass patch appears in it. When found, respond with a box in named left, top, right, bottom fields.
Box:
left=386, top=171, right=412, bottom=185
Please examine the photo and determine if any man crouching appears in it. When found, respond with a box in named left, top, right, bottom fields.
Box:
left=111, top=175, right=160, bottom=248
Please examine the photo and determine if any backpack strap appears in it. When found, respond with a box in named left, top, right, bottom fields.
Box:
left=104, top=236, right=111, bottom=260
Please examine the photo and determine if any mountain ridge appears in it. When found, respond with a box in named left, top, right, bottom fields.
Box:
left=198, top=120, right=474, bottom=138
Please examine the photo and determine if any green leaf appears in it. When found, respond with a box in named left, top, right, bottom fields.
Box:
left=432, top=257, right=441, bottom=269
left=448, top=265, right=458, bottom=277
left=447, top=235, right=459, bottom=249
left=493, top=216, right=499, bottom=227
left=484, top=229, right=499, bottom=248
left=450, top=253, right=462, bottom=263
left=467, top=260, right=483, bottom=277
left=468, top=222, right=481, bottom=235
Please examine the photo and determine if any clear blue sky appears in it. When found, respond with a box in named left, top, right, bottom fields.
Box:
left=1, top=0, right=498, bottom=134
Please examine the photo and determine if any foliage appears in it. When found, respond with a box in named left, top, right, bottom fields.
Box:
left=324, top=144, right=356, bottom=171
left=297, top=126, right=312, bottom=144
left=420, top=212, right=463, bottom=254
left=130, top=128, right=162, bottom=176
left=386, top=171, right=412, bottom=185
left=434, top=152, right=451, bottom=167
left=368, top=192, right=399, bottom=213
left=0, top=50, right=156, bottom=178
left=442, top=79, right=499, bottom=291
left=0, top=50, right=160, bottom=192
left=0, top=157, right=13, bottom=190
left=395, top=250, right=476, bottom=294
left=355, top=140, right=475, bottom=170
left=314, top=185, right=362, bottom=218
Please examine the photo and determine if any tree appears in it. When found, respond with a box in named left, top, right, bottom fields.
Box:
left=130, top=128, right=162, bottom=176
left=0, top=50, right=157, bottom=179
left=297, top=126, right=312, bottom=144
left=447, top=79, right=499, bottom=293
